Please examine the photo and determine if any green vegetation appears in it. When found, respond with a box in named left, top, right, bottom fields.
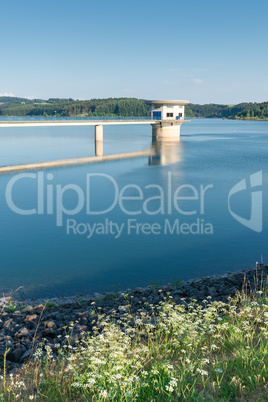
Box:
left=1, top=96, right=268, bottom=120
left=45, top=302, right=56, bottom=309
left=0, top=97, right=149, bottom=117
left=170, top=278, right=185, bottom=287
left=1, top=286, right=268, bottom=401
left=185, top=103, right=253, bottom=119
left=185, top=102, right=268, bottom=120
left=4, top=301, right=17, bottom=313
left=4, top=301, right=29, bottom=313
left=235, top=101, right=268, bottom=120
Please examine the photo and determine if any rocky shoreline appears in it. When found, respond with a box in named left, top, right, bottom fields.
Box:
left=0, top=264, right=267, bottom=373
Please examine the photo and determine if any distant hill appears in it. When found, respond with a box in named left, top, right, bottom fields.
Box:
left=185, top=103, right=253, bottom=119
left=0, top=97, right=149, bottom=117
left=234, top=101, right=268, bottom=120
left=0, top=97, right=267, bottom=120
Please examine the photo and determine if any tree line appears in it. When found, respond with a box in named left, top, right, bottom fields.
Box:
left=0, top=96, right=267, bottom=120
left=0, top=97, right=149, bottom=117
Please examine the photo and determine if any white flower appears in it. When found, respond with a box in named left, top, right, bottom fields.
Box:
left=215, top=368, right=223, bottom=373
left=166, top=364, right=173, bottom=370
left=165, top=385, right=174, bottom=392
left=210, top=344, right=218, bottom=350
left=196, top=368, right=208, bottom=376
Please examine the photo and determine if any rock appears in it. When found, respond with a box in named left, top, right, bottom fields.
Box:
left=13, top=311, right=23, bottom=316
left=24, top=314, right=38, bottom=322
left=6, top=348, right=26, bottom=363
left=44, top=321, right=57, bottom=330
left=3, top=319, right=13, bottom=328
left=19, top=349, right=34, bottom=364
left=21, top=306, right=33, bottom=313
left=42, top=329, right=56, bottom=339
left=14, top=327, right=29, bottom=338
left=5, top=339, right=14, bottom=349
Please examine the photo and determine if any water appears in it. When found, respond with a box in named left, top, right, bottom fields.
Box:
left=0, top=118, right=267, bottom=298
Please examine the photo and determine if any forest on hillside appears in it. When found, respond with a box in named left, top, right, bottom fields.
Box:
left=0, top=96, right=267, bottom=120
left=0, top=97, right=149, bottom=117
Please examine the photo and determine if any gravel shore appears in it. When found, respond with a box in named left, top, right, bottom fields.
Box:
left=0, top=264, right=267, bottom=373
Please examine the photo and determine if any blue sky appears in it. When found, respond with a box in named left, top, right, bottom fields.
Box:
left=1, top=0, right=268, bottom=104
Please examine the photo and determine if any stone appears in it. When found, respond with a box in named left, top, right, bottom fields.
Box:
left=24, top=314, right=38, bottom=322
left=13, top=311, right=23, bottom=316
left=21, top=306, right=34, bottom=313
left=19, top=349, right=34, bottom=364
left=44, top=321, right=57, bottom=330
left=6, top=348, right=26, bottom=363
left=42, top=329, right=56, bottom=339
left=14, top=327, right=29, bottom=338
left=3, top=319, right=13, bottom=328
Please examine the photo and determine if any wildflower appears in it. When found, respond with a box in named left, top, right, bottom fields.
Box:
left=196, top=368, right=208, bottom=376
left=210, top=344, right=218, bottom=350
left=165, top=385, right=174, bottom=392
left=215, top=368, right=223, bottom=373
left=29, top=397, right=34, bottom=400
left=166, top=364, right=174, bottom=369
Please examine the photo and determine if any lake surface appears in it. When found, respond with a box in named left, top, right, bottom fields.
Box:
left=0, top=118, right=267, bottom=298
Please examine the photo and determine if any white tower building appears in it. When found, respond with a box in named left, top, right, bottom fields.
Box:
left=146, top=100, right=189, bottom=140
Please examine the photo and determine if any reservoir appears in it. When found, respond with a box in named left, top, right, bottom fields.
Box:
left=0, top=118, right=267, bottom=298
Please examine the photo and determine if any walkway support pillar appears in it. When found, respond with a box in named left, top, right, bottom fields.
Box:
left=95, top=124, right=103, bottom=156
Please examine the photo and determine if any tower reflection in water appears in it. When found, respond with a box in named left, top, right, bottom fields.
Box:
left=149, top=137, right=184, bottom=166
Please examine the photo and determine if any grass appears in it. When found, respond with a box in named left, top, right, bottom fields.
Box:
left=4, top=301, right=29, bottom=313
left=1, top=283, right=268, bottom=400
left=45, top=302, right=56, bottom=309
left=170, top=279, right=185, bottom=287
